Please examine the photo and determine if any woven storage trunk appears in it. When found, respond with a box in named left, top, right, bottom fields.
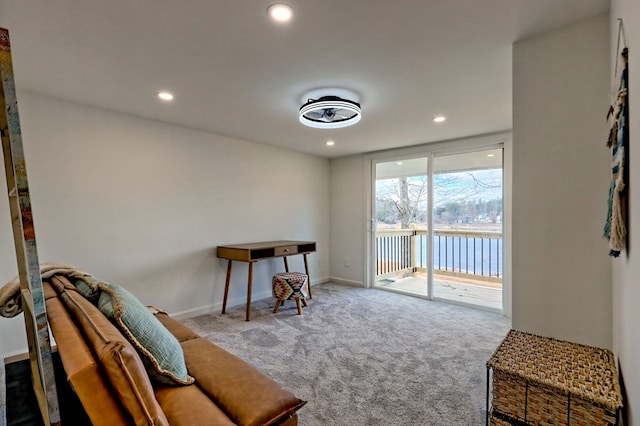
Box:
left=487, top=330, right=623, bottom=426
left=489, top=413, right=514, bottom=426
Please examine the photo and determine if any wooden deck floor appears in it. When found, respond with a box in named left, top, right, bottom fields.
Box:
left=375, top=274, right=502, bottom=311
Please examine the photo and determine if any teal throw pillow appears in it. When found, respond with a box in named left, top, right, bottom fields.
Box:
left=72, top=277, right=100, bottom=304
left=97, top=282, right=194, bottom=386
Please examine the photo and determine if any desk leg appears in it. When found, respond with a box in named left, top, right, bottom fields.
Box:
left=303, top=253, right=313, bottom=299
left=222, top=260, right=232, bottom=314
left=245, top=262, right=254, bottom=321
left=283, top=256, right=289, bottom=272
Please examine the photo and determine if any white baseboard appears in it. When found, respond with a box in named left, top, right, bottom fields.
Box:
left=2, top=348, right=29, bottom=362
left=330, top=277, right=365, bottom=287
left=168, top=304, right=218, bottom=321
left=169, top=280, right=329, bottom=320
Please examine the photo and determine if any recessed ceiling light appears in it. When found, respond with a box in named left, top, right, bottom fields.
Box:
left=397, top=162, right=403, bottom=165
left=267, top=4, right=292, bottom=23
left=487, top=154, right=496, bottom=157
left=157, top=91, right=174, bottom=101
left=433, top=115, right=446, bottom=123
left=326, top=140, right=335, bottom=146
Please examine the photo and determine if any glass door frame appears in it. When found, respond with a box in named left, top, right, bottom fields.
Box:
left=364, top=133, right=511, bottom=314
left=371, top=153, right=435, bottom=300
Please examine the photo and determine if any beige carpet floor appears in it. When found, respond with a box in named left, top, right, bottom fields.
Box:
left=183, top=282, right=512, bottom=426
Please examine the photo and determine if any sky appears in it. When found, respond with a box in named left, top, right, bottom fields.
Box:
left=377, top=168, right=503, bottom=206
left=433, top=168, right=503, bottom=204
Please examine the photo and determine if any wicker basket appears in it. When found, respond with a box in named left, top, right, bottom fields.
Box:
left=489, top=413, right=516, bottom=426
left=487, top=330, right=623, bottom=425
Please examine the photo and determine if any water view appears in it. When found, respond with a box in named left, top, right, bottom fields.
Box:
left=374, top=149, right=503, bottom=310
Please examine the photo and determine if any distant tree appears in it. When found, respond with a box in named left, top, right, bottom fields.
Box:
left=376, top=175, right=429, bottom=228
left=376, top=169, right=502, bottom=228
left=376, top=197, right=399, bottom=224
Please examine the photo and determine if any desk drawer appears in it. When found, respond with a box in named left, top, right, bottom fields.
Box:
left=274, top=245, right=298, bottom=256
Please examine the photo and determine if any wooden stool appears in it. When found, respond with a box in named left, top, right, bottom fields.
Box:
left=272, top=272, right=308, bottom=315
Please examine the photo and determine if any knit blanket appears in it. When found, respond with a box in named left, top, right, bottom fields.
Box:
left=0, top=262, right=92, bottom=318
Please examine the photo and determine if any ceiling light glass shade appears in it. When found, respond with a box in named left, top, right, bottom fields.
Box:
left=299, top=96, right=362, bottom=129
left=267, top=4, right=292, bottom=22
left=157, top=91, right=174, bottom=101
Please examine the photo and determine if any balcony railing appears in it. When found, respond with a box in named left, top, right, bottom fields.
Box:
left=376, top=229, right=502, bottom=283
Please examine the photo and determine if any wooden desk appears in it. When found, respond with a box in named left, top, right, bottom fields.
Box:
left=216, top=240, right=316, bottom=321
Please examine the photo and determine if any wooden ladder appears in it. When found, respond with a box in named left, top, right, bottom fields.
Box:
left=0, top=28, right=61, bottom=425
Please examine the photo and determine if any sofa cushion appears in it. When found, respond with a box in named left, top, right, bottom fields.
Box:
left=154, top=311, right=201, bottom=343
left=44, top=282, right=131, bottom=426
left=50, top=276, right=169, bottom=426
left=155, top=384, right=236, bottom=426
left=97, top=282, right=194, bottom=386
left=180, top=337, right=307, bottom=426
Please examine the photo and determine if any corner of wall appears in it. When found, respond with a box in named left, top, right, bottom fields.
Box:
left=610, top=1, right=640, bottom=423
left=512, top=14, right=612, bottom=348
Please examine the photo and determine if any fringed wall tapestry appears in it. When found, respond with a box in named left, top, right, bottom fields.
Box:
left=604, top=20, right=628, bottom=258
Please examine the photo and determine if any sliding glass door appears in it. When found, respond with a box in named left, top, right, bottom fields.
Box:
left=432, top=149, right=503, bottom=310
left=372, top=147, right=504, bottom=311
left=373, top=156, right=431, bottom=297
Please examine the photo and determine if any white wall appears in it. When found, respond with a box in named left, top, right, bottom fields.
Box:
left=512, top=15, right=612, bottom=348
left=0, top=92, right=330, bottom=357
left=329, top=155, right=367, bottom=286
left=611, top=0, right=640, bottom=423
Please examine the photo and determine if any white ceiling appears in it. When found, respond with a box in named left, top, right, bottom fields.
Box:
left=0, top=0, right=609, bottom=158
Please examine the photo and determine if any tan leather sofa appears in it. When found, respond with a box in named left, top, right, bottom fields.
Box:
left=43, top=275, right=306, bottom=425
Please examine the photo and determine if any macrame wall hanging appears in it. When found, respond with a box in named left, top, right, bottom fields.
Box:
left=604, top=19, right=629, bottom=258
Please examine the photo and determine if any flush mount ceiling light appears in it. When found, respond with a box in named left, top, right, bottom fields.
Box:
left=267, top=4, right=293, bottom=23
left=433, top=115, right=446, bottom=123
left=299, top=89, right=362, bottom=129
